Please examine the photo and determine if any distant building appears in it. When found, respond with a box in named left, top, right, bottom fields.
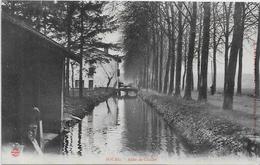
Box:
left=73, top=48, right=122, bottom=89
left=2, top=12, right=79, bottom=143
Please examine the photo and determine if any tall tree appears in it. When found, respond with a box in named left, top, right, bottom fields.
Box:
left=175, top=2, right=183, bottom=96
left=152, top=25, right=159, bottom=90
left=161, top=3, right=171, bottom=93
left=162, top=3, right=175, bottom=94
left=211, top=3, right=217, bottom=95
left=78, top=2, right=84, bottom=98
left=182, top=31, right=189, bottom=90
left=196, top=3, right=203, bottom=91
left=210, top=3, right=224, bottom=95
left=198, top=2, right=211, bottom=101
left=184, top=2, right=197, bottom=100
left=158, top=12, right=164, bottom=93
left=255, top=6, right=260, bottom=98
left=65, top=2, right=76, bottom=96
left=122, top=2, right=150, bottom=86
left=236, top=5, right=245, bottom=95
left=223, top=2, right=244, bottom=110
left=236, top=3, right=256, bottom=95
left=72, top=2, right=118, bottom=97
left=168, top=3, right=176, bottom=94
left=223, top=2, right=233, bottom=92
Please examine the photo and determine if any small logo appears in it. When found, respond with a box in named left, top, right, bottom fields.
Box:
left=11, top=148, right=20, bottom=157
left=10, top=143, right=23, bottom=157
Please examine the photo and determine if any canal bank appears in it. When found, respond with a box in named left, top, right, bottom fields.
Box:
left=63, top=88, right=116, bottom=129
left=139, top=90, right=260, bottom=156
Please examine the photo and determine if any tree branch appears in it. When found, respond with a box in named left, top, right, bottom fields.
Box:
left=174, top=2, right=191, bottom=24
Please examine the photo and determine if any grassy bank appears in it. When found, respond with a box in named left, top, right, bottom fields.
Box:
left=139, top=90, right=259, bottom=156
left=63, top=88, right=116, bottom=128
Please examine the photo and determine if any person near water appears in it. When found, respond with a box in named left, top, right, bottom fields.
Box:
left=28, top=106, right=40, bottom=141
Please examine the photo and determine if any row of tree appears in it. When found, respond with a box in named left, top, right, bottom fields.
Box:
left=2, top=1, right=119, bottom=97
left=122, top=2, right=260, bottom=110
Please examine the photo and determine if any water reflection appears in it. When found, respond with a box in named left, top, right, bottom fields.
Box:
left=77, top=122, right=82, bottom=156
left=62, top=97, right=188, bottom=157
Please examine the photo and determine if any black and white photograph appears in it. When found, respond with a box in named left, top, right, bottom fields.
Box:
left=1, top=0, right=260, bottom=164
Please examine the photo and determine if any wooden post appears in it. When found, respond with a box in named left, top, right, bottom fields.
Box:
left=39, top=120, right=43, bottom=149
left=30, top=138, right=43, bottom=155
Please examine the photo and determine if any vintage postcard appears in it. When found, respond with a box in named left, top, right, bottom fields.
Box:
left=1, top=0, right=260, bottom=164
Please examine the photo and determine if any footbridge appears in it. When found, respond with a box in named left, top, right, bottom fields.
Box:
left=116, top=87, right=139, bottom=96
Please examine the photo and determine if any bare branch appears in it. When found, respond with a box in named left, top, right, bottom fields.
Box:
left=174, top=2, right=191, bottom=24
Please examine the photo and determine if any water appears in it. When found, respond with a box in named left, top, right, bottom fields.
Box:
left=3, top=96, right=258, bottom=163
left=62, top=96, right=189, bottom=158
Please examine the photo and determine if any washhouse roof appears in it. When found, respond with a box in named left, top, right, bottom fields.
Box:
left=2, top=11, right=80, bottom=63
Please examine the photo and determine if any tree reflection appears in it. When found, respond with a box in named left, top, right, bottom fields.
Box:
left=77, top=122, right=82, bottom=156
left=106, top=100, right=111, bottom=114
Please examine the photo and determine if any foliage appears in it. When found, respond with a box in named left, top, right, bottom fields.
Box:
left=121, top=2, right=152, bottom=80
left=2, top=1, right=119, bottom=60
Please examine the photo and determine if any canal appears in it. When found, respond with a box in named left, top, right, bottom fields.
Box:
left=61, top=96, right=190, bottom=158
left=2, top=95, right=256, bottom=163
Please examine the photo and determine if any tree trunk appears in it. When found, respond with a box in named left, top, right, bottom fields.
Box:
left=255, top=7, right=260, bottom=98
left=147, top=58, right=149, bottom=90
left=212, top=49, right=217, bottom=95
left=149, top=34, right=154, bottom=90
left=237, top=7, right=245, bottom=95
left=184, top=2, right=197, bottom=100
left=223, top=2, right=232, bottom=92
left=65, top=58, right=70, bottom=96
left=79, top=5, right=84, bottom=98
left=156, top=28, right=160, bottom=91
left=182, top=33, right=188, bottom=90
left=211, top=3, right=217, bottom=95
left=237, top=47, right=243, bottom=95
left=175, top=2, right=183, bottom=96
left=168, top=4, right=176, bottom=94
left=198, top=2, right=211, bottom=101
left=42, top=4, right=47, bottom=35
left=142, top=57, right=146, bottom=88
left=197, top=8, right=203, bottom=91
left=107, top=77, right=112, bottom=88
left=65, top=2, right=74, bottom=97
left=152, top=27, right=158, bottom=90
left=163, top=37, right=171, bottom=94
left=71, top=63, right=75, bottom=97
left=223, top=2, right=244, bottom=110
left=146, top=47, right=150, bottom=89
left=191, top=71, right=194, bottom=91
left=163, top=4, right=171, bottom=94
left=224, top=37, right=229, bottom=92
left=182, top=60, right=186, bottom=90
left=159, top=30, right=163, bottom=93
